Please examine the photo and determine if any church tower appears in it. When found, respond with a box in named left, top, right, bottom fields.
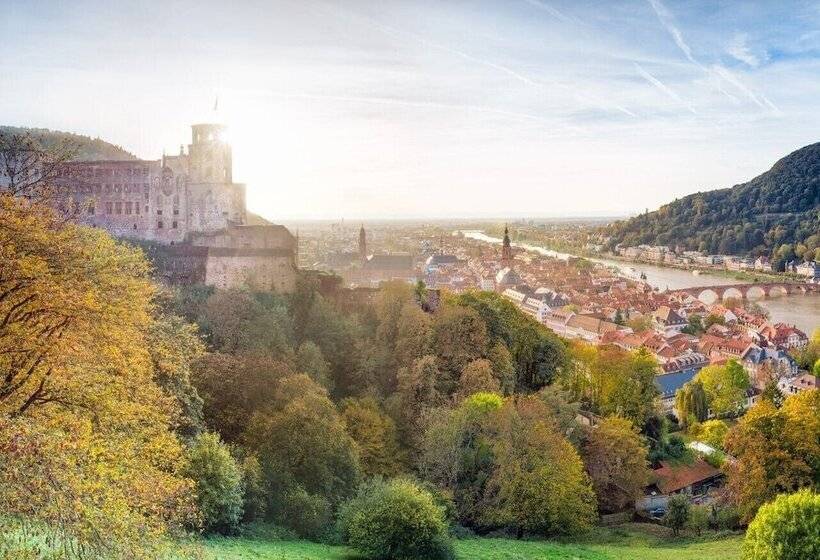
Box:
left=359, top=225, right=367, bottom=263
left=501, top=225, right=512, bottom=264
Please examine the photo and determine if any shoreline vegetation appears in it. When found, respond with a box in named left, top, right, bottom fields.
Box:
left=482, top=226, right=808, bottom=286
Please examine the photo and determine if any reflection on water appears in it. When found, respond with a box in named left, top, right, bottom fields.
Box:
left=461, top=230, right=820, bottom=333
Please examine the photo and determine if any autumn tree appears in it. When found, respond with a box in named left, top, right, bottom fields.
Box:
left=340, top=396, right=405, bottom=477
left=0, top=197, right=197, bottom=556
left=431, top=305, right=488, bottom=394
left=482, top=396, right=597, bottom=536
left=455, top=358, right=500, bottom=402
left=723, top=390, right=819, bottom=522
left=696, top=360, right=750, bottom=416
left=581, top=416, right=651, bottom=513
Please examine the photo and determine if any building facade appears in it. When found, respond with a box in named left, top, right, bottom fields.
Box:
left=54, top=123, right=297, bottom=292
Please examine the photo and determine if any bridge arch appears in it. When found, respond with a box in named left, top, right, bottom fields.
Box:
left=768, top=285, right=789, bottom=298
left=696, top=289, right=720, bottom=303
left=746, top=285, right=766, bottom=299
left=722, top=287, right=744, bottom=301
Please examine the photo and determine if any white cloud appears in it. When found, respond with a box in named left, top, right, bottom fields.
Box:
left=727, top=33, right=762, bottom=67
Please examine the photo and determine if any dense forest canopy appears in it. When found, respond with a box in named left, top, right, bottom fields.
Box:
left=0, top=125, right=137, bottom=161
left=603, top=142, right=820, bottom=263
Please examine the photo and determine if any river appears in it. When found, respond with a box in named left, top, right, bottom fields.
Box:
left=461, top=231, right=820, bottom=334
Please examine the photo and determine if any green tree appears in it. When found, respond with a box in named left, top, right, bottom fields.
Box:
left=340, top=397, right=405, bottom=477
left=147, top=313, right=206, bottom=440
left=420, top=392, right=503, bottom=529
left=665, top=494, right=690, bottom=536
left=431, top=305, right=489, bottom=394
left=743, top=490, right=820, bottom=560
left=695, top=360, right=750, bottom=416
left=675, top=380, right=708, bottom=427
left=396, top=355, right=443, bottom=456
left=184, top=432, right=244, bottom=534
left=487, top=342, right=516, bottom=395
left=338, top=478, right=454, bottom=560
left=483, top=396, right=597, bottom=536
left=243, top=374, right=361, bottom=536
left=456, top=359, right=500, bottom=402
left=699, top=419, right=730, bottom=451
left=192, top=353, right=292, bottom=443
left=296, top=340, right=333, bottom=392
left=687, top=505, right=710, bottom=536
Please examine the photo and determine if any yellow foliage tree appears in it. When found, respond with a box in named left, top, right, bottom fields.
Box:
left=0, top=197, right=197, bottom=558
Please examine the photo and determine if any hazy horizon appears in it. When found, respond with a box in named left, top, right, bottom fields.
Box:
left=3, top=0, right=819, bottom=220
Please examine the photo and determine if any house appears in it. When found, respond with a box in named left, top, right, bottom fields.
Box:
left=778, top=374, right=819, bottom=396
left=652, top=459, right=724, bottom=496
left=495, top=267, right=523, bottom=290
left=757, top=323, right=808, bottom=349
left=565, top=314, right=621, bottom=343
left=356, top=254, right=416, bottom=286
left=424, top=254, right=463, bottom=274
left=795, top=261, right=820, bottom=279
left=655, top=370, right=696, bottom=414
left=653, top=306, right=687, bottom=334
left=637, top=458, right=725, bottom=512
left=741, top=345, right=798, bottom=387
left=754, top=256, right=773, bottom=272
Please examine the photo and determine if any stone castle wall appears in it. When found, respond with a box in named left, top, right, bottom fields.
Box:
left=53, top=123, right=297, bottom=292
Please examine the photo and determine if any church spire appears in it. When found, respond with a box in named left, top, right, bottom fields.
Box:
left=501, top=224, right=512, bottom=264
left=358, top=224, right=367, bottom=263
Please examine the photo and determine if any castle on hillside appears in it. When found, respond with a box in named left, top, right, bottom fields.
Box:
left=55, top=123, right=298, bottom=292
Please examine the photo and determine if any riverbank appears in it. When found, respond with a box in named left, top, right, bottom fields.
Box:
left=462, top=230, right=820, bottom=334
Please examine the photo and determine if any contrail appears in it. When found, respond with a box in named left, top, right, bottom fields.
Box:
left=313, top=0, right=637, bottom=119
left=634, top=63, right=697, bottom=114
left=645, top=0, right=778, bottom=113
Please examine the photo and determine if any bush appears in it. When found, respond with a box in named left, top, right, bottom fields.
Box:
left=687, top=505, right=710, bottom=536
left=664, top=494, right=690, bottom=536
left=279, top=485, right=333, bottom=539
left=710, top=505, right=741, bottom=531
left=338, top=478, right=454, bottom=560
left=185, top=432, right=244, bottom=534
left=743, top=490, right=820, bottom=560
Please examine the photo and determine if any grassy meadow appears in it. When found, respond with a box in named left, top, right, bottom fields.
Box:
left=203, top=524, right=743, bottom=560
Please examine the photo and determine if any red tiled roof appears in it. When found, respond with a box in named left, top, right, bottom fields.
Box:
left=653, top=459, right=722, bottom=494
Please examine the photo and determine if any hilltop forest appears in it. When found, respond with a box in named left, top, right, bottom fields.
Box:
left=0, top=125, right=136, bottom=161
left=604, top=142, right=820, bottom=268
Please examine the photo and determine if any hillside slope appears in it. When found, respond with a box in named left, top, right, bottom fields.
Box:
left=604, top=142, right=820, bottom=265
left=0, top=125, right=137, bottom=161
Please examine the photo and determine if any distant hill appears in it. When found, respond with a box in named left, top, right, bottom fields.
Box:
left=603, top=142, right=820, bottom=268
left=0, top=125, right=137, bottom=161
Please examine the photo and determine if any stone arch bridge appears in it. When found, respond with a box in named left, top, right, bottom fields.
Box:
left=672, top=282, right=818, bottom=302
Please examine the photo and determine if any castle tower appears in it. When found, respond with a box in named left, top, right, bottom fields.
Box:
left=359, top=225, right=367, bottom=263
left=185, top=123, right=245, bottom=232
left=501, top=225, right=512, bottom=264
left=188, top=123, right=231, bottom=184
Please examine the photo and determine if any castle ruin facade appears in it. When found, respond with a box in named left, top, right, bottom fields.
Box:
left=55, top=123, right=297, bottom=292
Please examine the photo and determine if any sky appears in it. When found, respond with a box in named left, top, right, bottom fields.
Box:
left=2, top=0, right=820, bottom=220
